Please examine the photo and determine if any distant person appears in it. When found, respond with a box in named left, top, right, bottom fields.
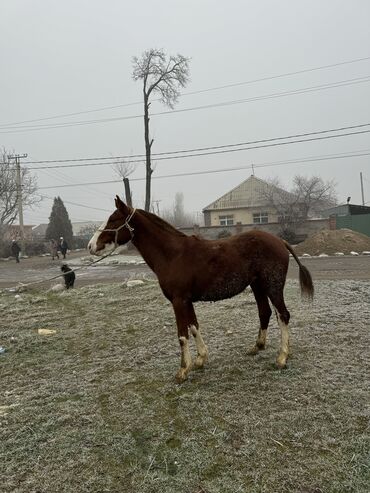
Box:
left=50, top=239, right=59, bottom=260
left=61, top=264, right=75, bottom=289
left=59, top=237, right=69, bottom=259
left=11, top=240, right=21, bottom=263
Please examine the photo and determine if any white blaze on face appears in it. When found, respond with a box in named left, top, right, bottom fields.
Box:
left=88, top=220, right=115, bottom=256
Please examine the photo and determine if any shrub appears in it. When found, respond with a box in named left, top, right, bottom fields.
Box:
left=278, top=228, right=299, bottom=244
left=73, top=237, right=89, bottom=250
left=23, top=241, right=48, bottom=256
left=0, top=239, right=11, bottom=258
left=217, top=229, right=232, bottom=239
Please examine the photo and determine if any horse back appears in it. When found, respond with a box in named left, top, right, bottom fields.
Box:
left=159, top=229, right=289, bottom=303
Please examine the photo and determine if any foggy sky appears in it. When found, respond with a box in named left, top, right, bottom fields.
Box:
left=1, top=0, right=370, bottom=226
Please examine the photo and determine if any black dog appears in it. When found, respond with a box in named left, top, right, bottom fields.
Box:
left=61, top=264, right=76, bottom=289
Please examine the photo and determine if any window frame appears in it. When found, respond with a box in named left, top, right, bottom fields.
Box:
left=253, top=212, right=269, bottom=224
left=219, top=214, right=234, bottom=226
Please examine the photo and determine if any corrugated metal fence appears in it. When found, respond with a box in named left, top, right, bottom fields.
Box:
left=335, top=214, right=370, bottom=237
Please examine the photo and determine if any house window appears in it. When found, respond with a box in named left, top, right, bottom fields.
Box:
left=253, top=212, right=269, bottom=224
left=219, top=215, right=234, bottom=226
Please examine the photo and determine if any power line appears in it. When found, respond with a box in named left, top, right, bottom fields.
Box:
left=36, top=149, right=370, bottom=190
left=23, top=122, right=370, bottom=168
left=2, top=54, right=370, bottom=128
left=38, top=193, right=112, bottom=213
left=26, top=128, right=370, bottom=171
left=2, top=75, right=370, bottom=134
left=38, top=167, right=114, bottom=199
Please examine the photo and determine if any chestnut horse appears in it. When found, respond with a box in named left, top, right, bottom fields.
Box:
left=88, top=196, right=313, bottom=383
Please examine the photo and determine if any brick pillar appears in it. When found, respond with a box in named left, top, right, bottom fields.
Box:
left=236, top=222, right=243, bottom=234
left=329, top=215, right=336, bottom=230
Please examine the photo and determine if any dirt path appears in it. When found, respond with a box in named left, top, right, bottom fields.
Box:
left=1, top=251, right=370, bottom=289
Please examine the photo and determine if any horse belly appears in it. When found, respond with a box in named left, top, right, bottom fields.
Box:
left=196, top=273, right=249, bottom=302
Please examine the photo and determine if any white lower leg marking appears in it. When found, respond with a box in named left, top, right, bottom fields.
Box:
left=176, top=336, right=192, bottom=382
left=189, top=325, right=208, bottom=367
left=248, top=327, right=267, bottom=355
left=179, top=336, right=192, bottom=369
left=257, top=328, right=267, bottom=347
left=277, top=315, right=289, bottom=368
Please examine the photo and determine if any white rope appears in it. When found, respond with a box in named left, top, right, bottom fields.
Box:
left=8, top=247, right=117, bottom=291
left=7, top=209, right=137, bottom=292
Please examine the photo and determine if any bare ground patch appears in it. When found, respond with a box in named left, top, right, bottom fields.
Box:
left=0, top=280, right=369, bottom=492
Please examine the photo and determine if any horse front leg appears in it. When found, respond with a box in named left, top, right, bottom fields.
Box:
left=172, top=298, right=208, bottom=383
left=189, top=326, right=208, bottom=369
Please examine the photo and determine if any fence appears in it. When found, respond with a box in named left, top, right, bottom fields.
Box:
left=334, top=214, right=370, bottom=237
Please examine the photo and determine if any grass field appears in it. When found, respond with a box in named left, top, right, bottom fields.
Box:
left=1, top=279, right=369, bottom=492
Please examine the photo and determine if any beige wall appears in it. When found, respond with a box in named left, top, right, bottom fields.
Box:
left=208, top=207, right=279, bottom=226
left=3, top=225, right=34, bottom=240
left=180, top=218, right=330, bottom=242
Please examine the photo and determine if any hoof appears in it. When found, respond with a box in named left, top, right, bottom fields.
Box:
left=194, top=354, right=208, bottom=369
left=276, top=353, right=288, bottom=369
left=175, top=368, right=190, bottom=383
left=247, top=345, right=262, bottom=356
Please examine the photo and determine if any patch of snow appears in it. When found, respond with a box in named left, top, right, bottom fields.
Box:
left=334, top=252, right=345, bottom=256
left=49, top=284, right=65, bottom=292
left=318, top=253, right=329, bottom=257
left=350, top=251, right=359, bottom=256
left=301, top=253, right=311, bottom=257
left=37, top=328, right=57, bottom=335
left=362, top=251, right=370, bottom=256
left=126, top=280, right=145, bottom=288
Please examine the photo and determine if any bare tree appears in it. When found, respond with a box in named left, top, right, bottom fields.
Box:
left=292, top=175, right=337, bottom=217
left=0, top=148, right=40, bottom=234
left=113, top=159, right=136, bottom=207
left=161, top=192, right=194, bottom=227
left=262, top=175, right=337, bottom=241
left=132, top=49, right=190, bottom=211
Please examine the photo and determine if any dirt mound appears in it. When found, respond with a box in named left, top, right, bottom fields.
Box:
left=294, top=228, right=370, bottom=256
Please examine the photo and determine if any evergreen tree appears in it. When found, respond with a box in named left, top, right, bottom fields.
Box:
left=45, top=197, right=74, bottom=247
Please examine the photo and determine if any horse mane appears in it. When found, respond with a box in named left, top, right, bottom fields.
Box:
left=138, top=209, right=187, bottom=237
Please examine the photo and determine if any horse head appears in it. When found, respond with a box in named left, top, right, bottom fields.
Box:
left=88, top=196, right=135, bottom=255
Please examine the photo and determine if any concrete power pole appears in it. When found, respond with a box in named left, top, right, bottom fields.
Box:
left=8, top=153, right=28, bottom=251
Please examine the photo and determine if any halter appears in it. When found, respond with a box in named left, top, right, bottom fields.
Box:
left=99, top=208, right=136, bottom=247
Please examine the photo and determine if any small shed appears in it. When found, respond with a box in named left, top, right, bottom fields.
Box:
left=323, top=203, right=370, bottom=237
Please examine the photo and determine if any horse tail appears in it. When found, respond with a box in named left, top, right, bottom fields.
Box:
left=283, top=241, right=314, bottom=300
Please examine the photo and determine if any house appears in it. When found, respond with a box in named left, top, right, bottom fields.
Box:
left=32, top=223, right=48, bottom=239
left=3, top=224, right=35, bottom=241
left=202, top=175, right=295, bottom=227
left=32, top=221, right=101, bottom=240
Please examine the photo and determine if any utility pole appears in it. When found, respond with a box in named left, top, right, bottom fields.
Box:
left=360, top=172, right=365, bottom=206
left=8, top=153, right=28, bottom=251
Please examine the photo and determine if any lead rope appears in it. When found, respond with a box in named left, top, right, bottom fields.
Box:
left=7, top=209, right=136, bottom=292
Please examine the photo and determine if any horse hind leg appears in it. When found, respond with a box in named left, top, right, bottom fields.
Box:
left=248, top=281, right=272, bottom=355
left=269, top=292, right=291, bottom=369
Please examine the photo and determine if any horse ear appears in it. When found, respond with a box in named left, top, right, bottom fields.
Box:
left=115, top=195, right=125, bottom=209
